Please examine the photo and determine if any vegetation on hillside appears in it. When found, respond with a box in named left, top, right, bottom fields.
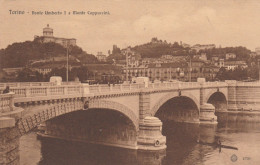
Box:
left=0, top=40, right=98, bottom=68
left=14, top=66, right=94, bottom=82
left=107, top=38, right=252, bottom=62
left=216, top=66, right=259, bottom=81
left=132, top=37, right=191, bottom=58
left=198, top=46, right=251, bottom=61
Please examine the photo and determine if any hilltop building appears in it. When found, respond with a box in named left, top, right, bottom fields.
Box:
left=96, top=52, right=107, bottom=62
left=34, top=24, right=76, bottom=47
left=256, top=47, right=260, bottom=56
left=191, top=44, right=216, bottom=52
left=225, top=53, right=236, bottom=60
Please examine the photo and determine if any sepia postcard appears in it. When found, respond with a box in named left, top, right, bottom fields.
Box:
left=1, top=0, right=260, bottom=164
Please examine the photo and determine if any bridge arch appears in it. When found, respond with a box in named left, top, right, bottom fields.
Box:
left=16, top=99, right=84, bottom=135
left=205, top=88, right=227, bottom=104
left=206, top=91, right=227, bottom=112
left=88, top=99, right=139, bottom=130
left=151, top=92, right=200, bottom=116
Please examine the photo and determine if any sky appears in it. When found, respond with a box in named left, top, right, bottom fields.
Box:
left=1, top=0, right=260, bottom=55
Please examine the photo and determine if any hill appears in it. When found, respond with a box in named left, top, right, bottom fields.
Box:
left=0, top=40, right=98, bottom=68
left=107, top=38, right=252, bottom=63
left=131, top=37, right=190, bottom=58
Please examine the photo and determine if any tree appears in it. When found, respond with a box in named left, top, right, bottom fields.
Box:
left=216, top=67, right=249, bottom=81
left=16, top=68, right=44, bottom=82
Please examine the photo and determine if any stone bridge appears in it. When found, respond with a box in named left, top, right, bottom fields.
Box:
left=1, top=80, right=260, bottom=164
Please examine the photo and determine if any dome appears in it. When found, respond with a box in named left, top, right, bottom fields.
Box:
left=43, top=24, right=53, bottom=32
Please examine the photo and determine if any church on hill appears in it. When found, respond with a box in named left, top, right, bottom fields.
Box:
left=34, top=24, right=76, bottom=47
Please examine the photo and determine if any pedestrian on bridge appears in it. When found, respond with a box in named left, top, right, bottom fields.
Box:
left=3, top=86, right=10, bottom=94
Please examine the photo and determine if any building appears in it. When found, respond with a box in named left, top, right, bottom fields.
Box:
left=161, top=55, right=173, bottom=60
left=34, top=24, right=76, bottom=47
left=123, top=60, right=219, bottom=82
left=123, top=49, right=142, bottom=68
left=199, top=53, right=207, bottom=61
left=219, top=59, right=225, bottom=68
left=256, top=47, right=260, bottom=56
left=211, top=55, right=220, bottom=62
left=140, top=55, right=187, bottom=67
left=191, top=44, right=216, bottom=52
left=96, top=52, right=107, bottom=62
left=127, top=53, right=141, bottom=68
left=250, top=52, right=257, bottom=57
left=2, top=67, right=23, bottom=76
left=194, top=53, right=207, bottom=61
left=123, top=62, right=187, bottom=82
left=225, top=53, right=236, bottom=60
left=181, top=43, right=190, bottom=48
left=34, top=68, right=52, bottom=75
left=224, top=61, right=247, bottom=70
left=202, top=65, right=220, bottom=81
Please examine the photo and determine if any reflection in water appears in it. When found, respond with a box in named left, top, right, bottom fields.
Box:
left=38, top=138, right=165, bottom=165
left=20, top=121, right=260, bottom=165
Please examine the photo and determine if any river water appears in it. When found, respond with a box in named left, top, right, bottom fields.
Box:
left=20, top=121, right=260, bottom=165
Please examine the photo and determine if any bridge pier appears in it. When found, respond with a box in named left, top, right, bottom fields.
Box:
left=0, top=94, right=24, bottom=165
left=137, top=116, right=166, bottom=151
left=199, top=103, right=217, bottom=124
left=0, top=124, right=20, bottom=165
left=226, top=80, right=238, bottom=111
left=138, top=92, right=166, bottom=151
left=199, top=79, right=218, bottom=124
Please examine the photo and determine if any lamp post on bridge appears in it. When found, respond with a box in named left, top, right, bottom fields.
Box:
left=189, top=53, right=193, bottom=82
left=170, top=66, right=172, bottom=80
left=258, top=59, right=260, bottom=82
left=66, top=42, right=71, bottom=82
left=125, top=47, right=130, bottom=82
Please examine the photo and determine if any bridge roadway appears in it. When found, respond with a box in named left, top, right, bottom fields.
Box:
left=1, top=80, right=260, bottom=164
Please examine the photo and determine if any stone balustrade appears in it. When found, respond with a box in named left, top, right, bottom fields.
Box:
left=236, top=81, right=260, bottom=86
left=0, top=81, right=81, bottom=88
left=0, top=82, right=55, bottom=88
left=0, top=81, right=238, bottom=100
left=202, top=81, right=228, bottom=88
left=0, top=85, right=82, bottom=98
left=0, top=93, right=15, bottom=113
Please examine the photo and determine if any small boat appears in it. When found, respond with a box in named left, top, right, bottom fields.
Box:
left=219, top=145, right=238, bottom=150
left=197, top=140, right=238, bottom=150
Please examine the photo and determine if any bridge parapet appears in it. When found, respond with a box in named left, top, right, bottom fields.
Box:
left=201, top=81, right=228, bottom=88
left=236, top=81, right=260, bottom=87
left=0, top=82, right=55, bottom=88
left=148, top=82, right=200, bottom=89
left=89, top=84, right=146, bottom=93
left=0, top=81, right=81, bottom=88
left=1, top=85, right=82, bottom=98
left=0, top=81, right=230, bottom=103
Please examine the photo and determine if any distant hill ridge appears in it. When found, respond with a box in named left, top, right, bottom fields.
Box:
left=131, top=38, right=251, bottom=59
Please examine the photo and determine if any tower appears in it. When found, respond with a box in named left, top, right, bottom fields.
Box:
left=43, top=24, right=53, bottom=37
